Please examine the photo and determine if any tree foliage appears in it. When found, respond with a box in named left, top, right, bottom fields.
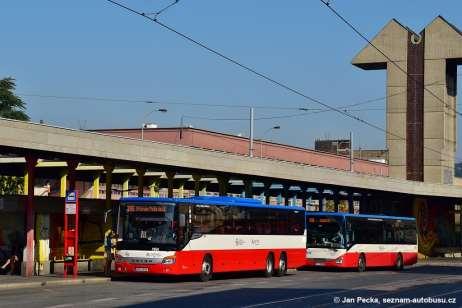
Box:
left=0, top=77, right=29, bottom=121
left=0, top=77, right=28, bottom=195
left=0, top=176, right=23, bottom=195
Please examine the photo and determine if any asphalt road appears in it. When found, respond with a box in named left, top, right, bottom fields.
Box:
left=0, top=264, right=461, bottom=308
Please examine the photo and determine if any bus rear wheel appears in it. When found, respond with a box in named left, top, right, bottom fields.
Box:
left=199, top=255, right=213, bottom=282
left=395, top=253, right=404, bottom=271
left=358, top=254, right=366, bottom=272
left=276, top=253, right=287, bottom=277
left=264, top=253, right=274, bottom=277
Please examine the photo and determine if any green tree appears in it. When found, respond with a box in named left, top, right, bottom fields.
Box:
left=0, top=77, right=28, bottom=195
left=0, top=77, right=30, bottom=120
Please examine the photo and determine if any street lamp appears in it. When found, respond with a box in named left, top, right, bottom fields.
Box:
left=260, top=125, right=281, bottom=158
left=141, top=107, right=167, bottom=140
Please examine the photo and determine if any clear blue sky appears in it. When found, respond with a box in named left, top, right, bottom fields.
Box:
left=1, top=0, right=461, bottom=157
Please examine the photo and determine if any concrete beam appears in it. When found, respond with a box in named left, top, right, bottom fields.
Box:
left=1, top=118, right=462, bottom=198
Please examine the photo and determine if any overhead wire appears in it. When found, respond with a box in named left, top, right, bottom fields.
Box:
left=102, top=0, right=462, bottom=163
left=143, top=0, right=180, bottom=18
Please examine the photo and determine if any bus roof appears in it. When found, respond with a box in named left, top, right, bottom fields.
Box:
left=120, top=196, right=305, bottom=211
left=305, top=211, right=416, bottom=221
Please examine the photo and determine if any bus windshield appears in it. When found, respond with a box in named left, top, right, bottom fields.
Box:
left=119, top=203, right=180, bottom=250
left=306, top=215, right=345, bottom=249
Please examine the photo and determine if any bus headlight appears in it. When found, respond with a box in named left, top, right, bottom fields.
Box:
left=335, top=256, right=343, bottom=264
left=162, top=256, right=176, bottom=265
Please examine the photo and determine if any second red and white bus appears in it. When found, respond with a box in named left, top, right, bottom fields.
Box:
left=112, top=196, right=306, bottom=281
left=305, top=212, right=417, bottom=271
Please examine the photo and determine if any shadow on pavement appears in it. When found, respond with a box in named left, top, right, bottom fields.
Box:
left=299, top=264, right=462, bottom=275
left=120, top=280, right=462, bottom=308
left=111, top=271, right=296, bottom=283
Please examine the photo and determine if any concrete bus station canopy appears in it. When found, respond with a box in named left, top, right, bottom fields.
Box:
left=1, top=118, right=461, bottom=199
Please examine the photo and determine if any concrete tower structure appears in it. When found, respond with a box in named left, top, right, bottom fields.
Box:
left=352, top=16, right=462, bottom=184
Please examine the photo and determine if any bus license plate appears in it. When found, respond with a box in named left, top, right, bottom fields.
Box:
left=135, top=267, right=148, bottom=272
left=315, top=262, right=324, bottom=266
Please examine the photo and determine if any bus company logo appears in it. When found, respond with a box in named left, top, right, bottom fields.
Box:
left=251, top=239, right=260, bottom=246
left=234, top=238, right=245, bottom=246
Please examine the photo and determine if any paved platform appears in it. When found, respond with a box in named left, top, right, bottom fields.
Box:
left=0, top=273, right=110, bottom=290
left=1, top=263, right=461, bottom=308
left=0, top=258, right=460, bottom=292
left=417, top=258, right=462, bottom=267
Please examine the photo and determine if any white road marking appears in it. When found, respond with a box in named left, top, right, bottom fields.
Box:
left=88, top=297, right=119, bottom=303
left=242, top=275, right=462, bottom=308
left=241, top=289, right=351, bottom=308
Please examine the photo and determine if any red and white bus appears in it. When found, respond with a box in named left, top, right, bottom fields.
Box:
left=112, top=196, right=306, bottom=281
left=305, top=212, right=417, bottom=271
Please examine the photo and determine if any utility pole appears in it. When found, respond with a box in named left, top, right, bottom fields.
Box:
left=249, top=107, right=254, bottom=157
left=350, top=131, right=354, bottom=172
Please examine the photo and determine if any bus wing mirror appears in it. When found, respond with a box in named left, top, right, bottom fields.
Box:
left=104, top=209, right=112, bottom=223
left=179, top=214, right=186, bottom=228
left=191, top=233, right=202, bottom=240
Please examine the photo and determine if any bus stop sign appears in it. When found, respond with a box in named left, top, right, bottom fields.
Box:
left=64, top=190, right=79, bottom=278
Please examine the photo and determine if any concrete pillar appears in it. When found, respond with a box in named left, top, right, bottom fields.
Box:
left=318, top=187, right=325, bottom=212
left=193, top=175, right=201, bottom=197
left=166, top=171, right=176, bottom=198
left=359, top=192, right=368, bottom=214
left=348, top=191, right=354, bottom=213
left=104, top=163, right=114, bottom=233
left=35, top=213, right=50, bottom=275
left=193, top=175, right=207, bottom=196
left=263, top=182, right=272, bottom=205
left=92, top=173, right=101, bottom=199
left=217, top=176, right=229, bottom=197
left=300, top=186, right=308, bottom=209
left=24, top=154, right=37, bottom=277
left=59, top=169, right=67, bottom=198
left=136, top=168, right=145, bottom=197
left=122, top=175, right=130, bottom=198
left=177, top=180, right=185, bottom=198
left=148, top=177, right=161, bottom=197
left=333, top=190, right=339, bottom=212
left=66, top=160, right=78, bottom=192
left=243, top=179, right=253, bottom=198
left=277, top=190, right=283, bottom=206
left=283, top=185, right=290, bottom=206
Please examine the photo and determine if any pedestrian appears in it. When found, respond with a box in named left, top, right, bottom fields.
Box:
left=0, top=243, right=20, bottom=275
left=104, top=231, right=115, bottom=276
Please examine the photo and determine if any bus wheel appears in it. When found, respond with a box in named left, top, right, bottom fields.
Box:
left=264, top=253, right=274, bottom=277
left=276, top=253, right=287, bottom=277
left=199, top=255, right=213, bottom=282
left=358, top=254, right=366, bottom=272
left=395, top=253, right=404, bottom=271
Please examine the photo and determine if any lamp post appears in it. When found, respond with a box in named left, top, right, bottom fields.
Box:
left=260, top=125, right=281, bottom=159
left=141, top=107, right=167, bottom=140
left=248, top=107, right=307, bottom=157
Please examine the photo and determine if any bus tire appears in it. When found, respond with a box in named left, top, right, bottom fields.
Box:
left=276, top=252, right=287, bottom=277
left=395, top=253, right=404, bottom=271
left=264, top=253, right=274, bottom=278
left=358, top=254, right=366, bottom=272
left=199, top=255, right=213, bottom=282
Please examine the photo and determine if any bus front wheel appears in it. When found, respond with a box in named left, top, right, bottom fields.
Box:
left=199, top=255, right=213, bottom=282
left=358, top=254, right=366, bottom=272
left=395, top=253, right=404, bottom=271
